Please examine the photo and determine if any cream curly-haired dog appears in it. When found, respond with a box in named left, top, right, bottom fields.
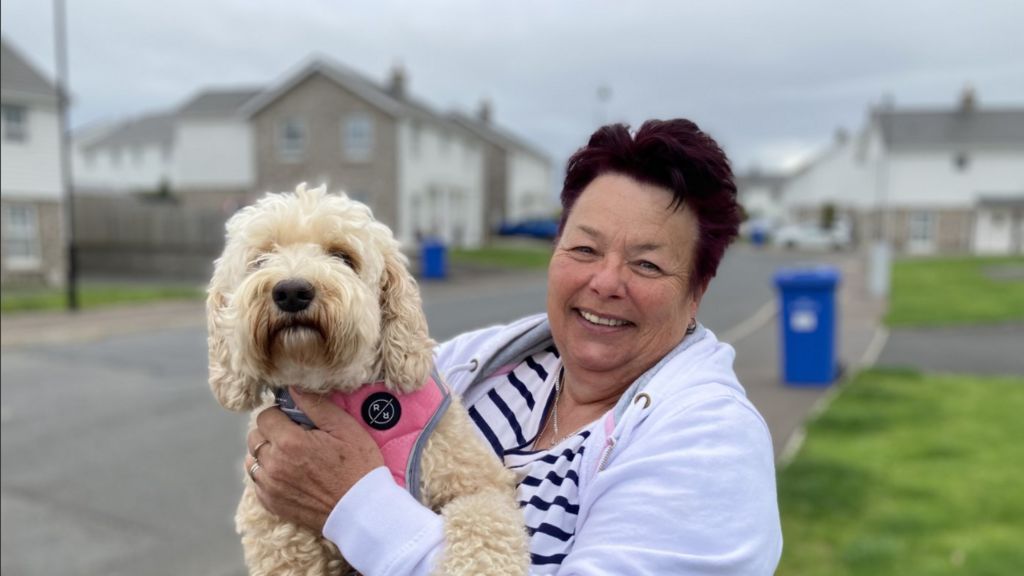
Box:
left=207, top=184, right=527, bottom=575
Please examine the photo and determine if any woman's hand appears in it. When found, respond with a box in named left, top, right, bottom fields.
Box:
left=244, top=387, right=385, bottom=532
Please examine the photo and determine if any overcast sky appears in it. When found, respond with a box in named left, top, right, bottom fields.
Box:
left=3, top=0, right=1022, bottom=174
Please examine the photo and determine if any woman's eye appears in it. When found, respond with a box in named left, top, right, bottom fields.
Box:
left=636, top=260, right=662, bottom=274
left=571, top=246, right=597, bottom=256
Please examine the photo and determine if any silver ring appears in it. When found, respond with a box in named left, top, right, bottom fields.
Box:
left=251, top=440, right=270, bottom=459
left=248, top=460, right=261, bottom=481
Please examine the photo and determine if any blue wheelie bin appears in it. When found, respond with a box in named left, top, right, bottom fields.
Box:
left=421, top=238, right=448, bottom=280
left=773, top=266, right=841, bottom=386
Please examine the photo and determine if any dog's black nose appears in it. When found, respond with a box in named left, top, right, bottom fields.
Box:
left=272, top=279, right=316, bottom=313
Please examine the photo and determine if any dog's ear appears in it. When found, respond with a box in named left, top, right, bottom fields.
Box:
left=377, top=250, right=434, bottom=392
left=207, top=277, right=263, bottom=411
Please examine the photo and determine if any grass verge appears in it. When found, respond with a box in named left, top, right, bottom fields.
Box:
left=886, top=256, right=1024, bottom=327
left=449, top=244, right=552, bottom=269
left=1, top=282, right=204, bottom=313
left=777, top=368, right=1024, bottom=576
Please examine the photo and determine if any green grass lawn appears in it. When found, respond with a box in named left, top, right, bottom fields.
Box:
left=449, top=244, right=552, bottom=269
left=1, top=282, right=204, bottom=313
left=886, top=256, right=1024, bottom=327
left=777, top=368, right=1024, bottom=576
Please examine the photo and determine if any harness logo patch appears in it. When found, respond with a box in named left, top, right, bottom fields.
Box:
left=362, top=392, right=401, bottom=430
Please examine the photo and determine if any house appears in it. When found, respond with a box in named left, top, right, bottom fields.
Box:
left=240, top=58, right=490, bottom=248
left=69, top=55, right=553, bottom=260
left=735, top=169, right=787, bottom=226
left=172, top=87, right=261, bottom=210
left=1, top=37, right=65, bottom=287
left=781, top=89, right=1024, bottom=254
left=450, top=103, right=556, bottom=235
left=72, top=110, right=176, bottom=194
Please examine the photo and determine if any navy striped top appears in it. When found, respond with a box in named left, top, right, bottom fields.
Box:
left=466, top=348, right=599, bottom=571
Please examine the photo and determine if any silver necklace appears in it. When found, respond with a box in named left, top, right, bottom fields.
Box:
left=538, top=368, right=573, bottom=449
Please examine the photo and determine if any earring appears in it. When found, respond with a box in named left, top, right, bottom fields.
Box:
left=686, top=317, right=697, bottom=335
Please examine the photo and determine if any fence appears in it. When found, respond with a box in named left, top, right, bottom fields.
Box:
left=73, top=195, right=229, bottom=281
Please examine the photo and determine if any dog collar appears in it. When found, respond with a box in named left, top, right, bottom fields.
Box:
left=275, top=367, right=451, bottom=502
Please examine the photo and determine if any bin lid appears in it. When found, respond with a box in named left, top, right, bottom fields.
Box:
left=773, top=265, right=841, bottom=289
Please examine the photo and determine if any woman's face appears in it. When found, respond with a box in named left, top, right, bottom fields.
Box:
left=547, top=173, right=702, bottom=390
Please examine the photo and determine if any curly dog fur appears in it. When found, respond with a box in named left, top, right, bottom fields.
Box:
left=207, top=184, right=528, bottom=575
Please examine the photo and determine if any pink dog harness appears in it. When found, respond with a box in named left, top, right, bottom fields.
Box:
left=275, top=368, right=451, bottom=502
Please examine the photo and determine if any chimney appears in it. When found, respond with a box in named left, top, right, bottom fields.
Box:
left=959, top=84, right=976, bottom=112
left=388, top=64, right=406, bottom=99
left=477, top=99, right=492, bottom=123
left=834, top=127, right=849, bottom=145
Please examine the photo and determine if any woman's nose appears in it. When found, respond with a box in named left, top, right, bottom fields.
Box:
left=588, top=258, right=627, bottom=298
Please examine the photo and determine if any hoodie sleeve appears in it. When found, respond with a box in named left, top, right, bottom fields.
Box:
left=560, top=393, right=783, bottom=575
left=323, top=467, right=443, bottom=575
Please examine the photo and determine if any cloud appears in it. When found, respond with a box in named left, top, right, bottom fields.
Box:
left=3, top=0, right=1021, bottom=172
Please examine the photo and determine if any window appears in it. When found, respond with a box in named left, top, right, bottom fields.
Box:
left=3, top=204, right=42, bottom=269
left=2, top=104, right=27, bottom=142
left=277, top=118, right=307, bottom=161
left=111, top=147, right=123, bottom=167
left=343, top=114, right=374, bottom=161
left=908, top=211, right=934, bottom=243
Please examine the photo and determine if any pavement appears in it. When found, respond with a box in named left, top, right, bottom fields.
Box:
left=727, top=248, right=890, bottom=463
left=4, top=249, right=1018, bottom=466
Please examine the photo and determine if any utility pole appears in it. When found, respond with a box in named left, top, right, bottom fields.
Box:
left=54, top=0, right=78, bottom=310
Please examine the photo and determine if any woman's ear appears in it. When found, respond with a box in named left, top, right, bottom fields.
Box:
left=207, top=284, right=262, bottom=411
left=376, top=250, right=434, bottom=392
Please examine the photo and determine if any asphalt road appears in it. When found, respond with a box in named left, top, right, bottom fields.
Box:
left=0, top=244, right=818, bottom=576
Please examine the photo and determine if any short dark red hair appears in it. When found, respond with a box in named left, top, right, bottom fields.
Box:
left=559, top=119, right=740, bottom=294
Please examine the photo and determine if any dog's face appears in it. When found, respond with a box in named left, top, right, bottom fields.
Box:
left=207, top=184, right=434, bottom=411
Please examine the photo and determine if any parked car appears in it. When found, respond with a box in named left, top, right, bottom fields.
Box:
left=497, top=218, right=559, bottom=240
left=739, top=217, right=778, bottom=246
left=773, top=220, right=852, bottom=251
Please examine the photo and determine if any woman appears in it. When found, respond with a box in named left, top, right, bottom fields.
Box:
left=246, top=119, right=783, bottom=574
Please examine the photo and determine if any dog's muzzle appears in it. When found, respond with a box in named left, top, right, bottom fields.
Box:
left=273, top=279, right=316, bottom=313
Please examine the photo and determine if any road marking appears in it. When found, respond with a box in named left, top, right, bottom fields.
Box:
left=858, top=326, right=890, bottom=368
left=720, top=300, right=777, bottom=345
left=778, top=427, right=805, bottom=467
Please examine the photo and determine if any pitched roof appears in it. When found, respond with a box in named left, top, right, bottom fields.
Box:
left=735, top=170, right=787, bottom=191
left=878, top=108, right=1024, bottom=152
left=78, top=111, right=177, bottom=151
left=1, top=36, right=58, bottom=104
left=240, top=56, right=465, bottom=133
left=448, top=111, right=550, bottom=162
left=177, top=87, right=262, bottom=118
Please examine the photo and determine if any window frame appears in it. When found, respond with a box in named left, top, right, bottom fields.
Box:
left=342, top=113, right=375, bottom=162
left=2, top=104, right=28, bottom=142
left=3, top=204, right=43, bottom=270
left=277, top=117, right=307, bottom=162
left=908, top=211, right=935, bottom=243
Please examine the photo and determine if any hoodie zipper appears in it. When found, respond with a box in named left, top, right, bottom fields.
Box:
left=597, top=436, right=617, bottom=472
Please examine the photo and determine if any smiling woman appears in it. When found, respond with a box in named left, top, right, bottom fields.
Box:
left=251, top=120, right=783, bottom=575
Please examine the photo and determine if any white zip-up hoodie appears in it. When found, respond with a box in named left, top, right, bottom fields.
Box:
left=325, top=314, right=783, bottom=575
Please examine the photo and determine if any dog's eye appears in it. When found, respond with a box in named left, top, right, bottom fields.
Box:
left=330, top=250, right=357, bottom=270
left=248, top=254, right=270, bottom=270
